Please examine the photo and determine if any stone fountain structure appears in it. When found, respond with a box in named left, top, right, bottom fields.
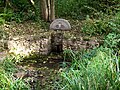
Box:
left=50, top=19, right=71, bottom=53
left=7, top=19, right=99, bottom=58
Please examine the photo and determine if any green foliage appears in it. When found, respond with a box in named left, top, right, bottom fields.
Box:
left=1, top=0, right=119, bottom=22
left=81, top=12, right=120, bottom=35
left=12, top=10, right=36, bottom=23
left=3, top=8, right=13, bottom=21
left=6, top=54, right=24, bottom=64
left=0, top=17, right=5, bottom=25
left=56, top=0, right=88, bottom=19
left=0, top=56, right=30, bottom=90
left=2, top=57, right=17, bottom=73
left=56, top=47, right=120, bottom=90
left=0, top=0, right=36, bottom=23
left=11, top=0, right=29, bottom=10
left=0, top=8, right=13, bottom=25
left=56, top=0, right=120, bottom=19
left=104, top=33, right=120, bottom=50
left=108, top=12, right=120, bottom=33
left=10, top=0, right=35, bottom=22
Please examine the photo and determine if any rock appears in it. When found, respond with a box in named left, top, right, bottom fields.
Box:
left=8, top=35, right=51, bottom=57
left=63, top=39, right=99, bottom=50
left=14, top=71, right=26, bottom=79
left=50, top=19, right=71, bottom=30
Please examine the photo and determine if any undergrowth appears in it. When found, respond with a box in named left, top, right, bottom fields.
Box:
left=81, top=11, right=120, bottom=35
left=55, top=47, right=120, bottom=90
left=0, top=56, right=30, bottom=90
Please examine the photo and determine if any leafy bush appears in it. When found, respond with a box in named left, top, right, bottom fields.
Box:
left=81, top=15, right=108, bottom=35
left=56, top=0, right=88, bottom=19
left=81, top=12, right=120, bottom=35
left=55, top=47, right=120, bottom=90
left=108, top=12, right=120, bottom=33
left=56, top=0, right=120, bottom=19
left=0, top=17, right=5, bottom=25
left=0, top=0, right=36, bottom=23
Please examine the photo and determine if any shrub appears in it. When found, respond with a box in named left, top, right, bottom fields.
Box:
left=56, top=0, right=120, bottom=19
left=56, top=0, right=88, bottom=19
left=81, top=12, right=120, bottom=35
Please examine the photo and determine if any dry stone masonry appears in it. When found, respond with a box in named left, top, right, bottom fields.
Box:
left=50, top=19, right=71, bottom=53
left=8, top=35, right=99, bottom=57
left=7, top=19, right=100, bottom=57
left=8, top=34, right=51, bottom=57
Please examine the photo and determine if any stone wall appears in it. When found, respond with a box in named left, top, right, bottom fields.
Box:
left=63, top=39, right=99, bottom=51
left=8, top=35, right=51, bottom=57
left=8, top=34, right=99, bottom=57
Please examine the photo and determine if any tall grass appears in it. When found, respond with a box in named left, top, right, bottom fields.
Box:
left=55, top=47, right=120, bottom=90
left=0, top=56, right=30, bottom=90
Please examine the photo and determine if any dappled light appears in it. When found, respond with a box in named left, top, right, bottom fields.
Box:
left=0, top=0, right=120, bottom=90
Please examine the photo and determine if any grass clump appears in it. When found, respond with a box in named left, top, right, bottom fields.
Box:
left=0, top=56, right=30, bottom=90
left=55, top=47, right=120, bottom=90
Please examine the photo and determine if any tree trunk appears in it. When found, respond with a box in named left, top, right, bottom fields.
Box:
left=41, top=0, right=55, bottom=21
left=50, top=0, right=55, bottom=22
left=41, top=0, right=48, bottom=21
left=47, top=0, right=51, bottom=21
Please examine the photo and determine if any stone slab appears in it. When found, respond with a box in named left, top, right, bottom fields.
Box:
left=50, top=19, right=71, bottom=30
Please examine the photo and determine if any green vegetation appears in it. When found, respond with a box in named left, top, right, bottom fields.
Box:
left=0, top=56, right=30, bottom=90
left=55, top=47, right=120, bottom=90
left=0, top=0, right=120, bottom=90
left=56, top=0, right=120, bottom=19
left=81, top=12, right=120, bottom=35
left=104, top=33, right=120, bottom=50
